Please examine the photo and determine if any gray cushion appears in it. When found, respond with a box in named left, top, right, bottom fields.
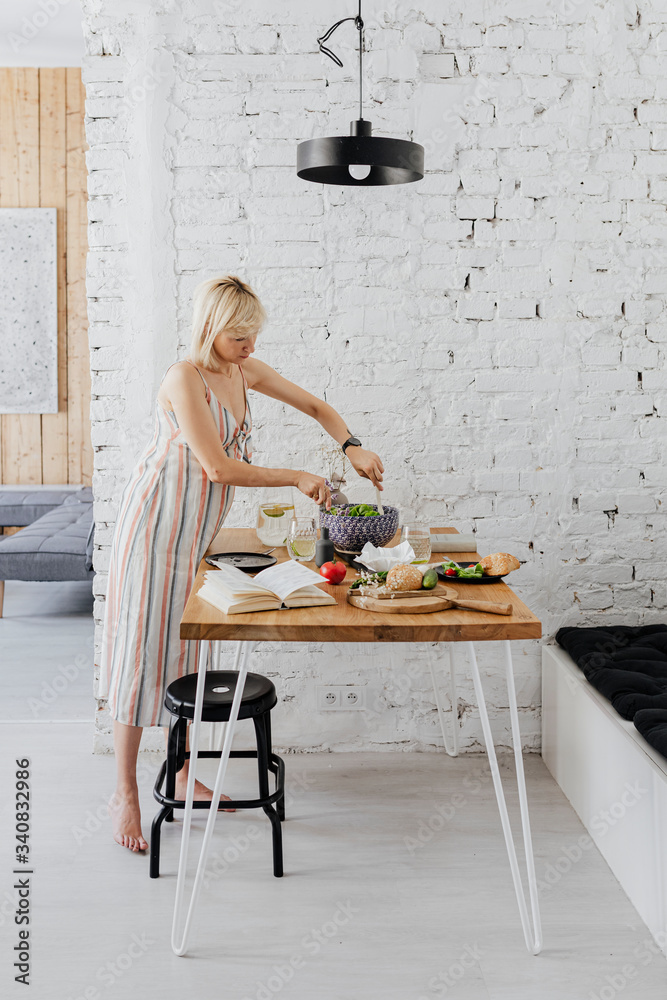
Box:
left=0, top=500, right=94, bottom=581
left=0, top=488, right=81, bottom=527
left=62, top=486, right=94, bottom=506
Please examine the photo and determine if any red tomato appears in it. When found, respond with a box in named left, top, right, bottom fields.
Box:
left=319, top=561, right=346, bottom=584
left=445, top=567, right=457, bottom=577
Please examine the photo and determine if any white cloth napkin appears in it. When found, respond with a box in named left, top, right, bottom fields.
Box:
left=358, top=540, right=416, bottom=572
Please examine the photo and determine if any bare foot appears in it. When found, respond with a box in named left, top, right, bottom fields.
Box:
left=109, top=789, right=148, bottom=852
left=174, top=772, right=236, bottom=813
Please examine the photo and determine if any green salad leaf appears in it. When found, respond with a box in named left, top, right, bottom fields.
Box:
left=330, top=504, right=381, bottom=517
left=441, top=559, right=484, bottom=579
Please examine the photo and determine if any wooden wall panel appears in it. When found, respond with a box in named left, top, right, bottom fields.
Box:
left=65, top=68, right=92, bottom=486
left=0, top=67, right=91, bottom=489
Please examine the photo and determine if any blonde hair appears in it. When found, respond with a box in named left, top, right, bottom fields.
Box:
left=189, top=275, right=266, bottom=371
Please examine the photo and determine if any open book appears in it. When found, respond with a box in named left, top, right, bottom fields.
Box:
left=197, top=559, right=337, bottom=615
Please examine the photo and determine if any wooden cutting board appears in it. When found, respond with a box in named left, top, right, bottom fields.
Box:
left=348, top=593, right=445, bottom=613
left=347, top=586, right=513, bottom=616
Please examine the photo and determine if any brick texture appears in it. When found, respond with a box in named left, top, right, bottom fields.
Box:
left=81, top=0, right=665, bottom=753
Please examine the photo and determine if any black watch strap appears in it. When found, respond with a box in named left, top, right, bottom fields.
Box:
left=342, top=435, right=362, bottom=454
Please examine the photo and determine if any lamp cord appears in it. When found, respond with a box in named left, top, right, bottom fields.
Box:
left=316, top=0, right=364, bottom=120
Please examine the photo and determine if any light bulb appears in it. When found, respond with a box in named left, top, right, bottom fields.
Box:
left=348, top=163, right=371, bottom=180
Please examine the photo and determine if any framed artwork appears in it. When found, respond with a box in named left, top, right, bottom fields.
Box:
left=0, top=207, right=58, bottom=414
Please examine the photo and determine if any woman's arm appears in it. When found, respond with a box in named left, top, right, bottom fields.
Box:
left=162, top=362, right=330, bottom=505
left=244, top=358, right=385, bottom=489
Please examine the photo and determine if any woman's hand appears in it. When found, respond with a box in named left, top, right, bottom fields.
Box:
left=295, top=472, right=331, bottom=509
left=346, top=447, right=385, bottom=490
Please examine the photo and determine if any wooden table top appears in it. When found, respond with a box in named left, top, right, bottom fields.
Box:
left=180, top=527, right=542, bottom=643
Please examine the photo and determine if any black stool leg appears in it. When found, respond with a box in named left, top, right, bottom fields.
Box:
left=254, top=712, right=283, bottom=878
left=164, top=715, right=183, bottom=824
left=265, top=710, right=285, bottom=822
left=150, top=804, right=171, bottom=878
left=150, top=716, right=184, bottom=878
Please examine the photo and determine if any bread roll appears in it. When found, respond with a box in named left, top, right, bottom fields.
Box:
left=386, top=564, right=423, bottom=592
left=480, top=553, right=520, bottom=577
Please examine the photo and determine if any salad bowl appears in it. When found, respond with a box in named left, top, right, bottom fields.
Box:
left=319, top=503, right=399, bottom=554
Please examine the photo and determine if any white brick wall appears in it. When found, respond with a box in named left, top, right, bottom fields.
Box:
left=81, top=0, right=665, bottom=754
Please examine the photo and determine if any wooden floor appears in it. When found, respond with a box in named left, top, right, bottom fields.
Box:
left=0, top=582, right=666, bottom=997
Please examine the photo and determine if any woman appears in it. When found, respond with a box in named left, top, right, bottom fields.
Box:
left=100, top=275, right=385, bottom=852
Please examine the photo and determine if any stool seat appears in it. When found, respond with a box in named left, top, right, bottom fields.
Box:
left=164, top=670, right=277, bottom=722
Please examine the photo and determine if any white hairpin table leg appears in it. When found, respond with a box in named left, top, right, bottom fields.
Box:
left=209, top=640, right=237, bottom=752
left=465, top=640, right=542, bottom=955
left=171, top=639, right=251, bottom=956
left=429, top=644, right=459, bottom=757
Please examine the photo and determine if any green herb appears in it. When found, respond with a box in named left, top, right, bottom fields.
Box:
left=349, top=570, right=388, bottom=589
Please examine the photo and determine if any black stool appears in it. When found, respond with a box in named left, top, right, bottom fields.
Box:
left=150, top=669, right=285, bottom=879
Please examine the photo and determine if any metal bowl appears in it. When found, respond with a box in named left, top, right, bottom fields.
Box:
left=319, top=503, right=399, bottom=554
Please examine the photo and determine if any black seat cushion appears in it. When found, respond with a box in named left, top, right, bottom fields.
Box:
left=556, top=625, right=667, bottom=761
left=634, top=709, right=667, bottom=758
left=164, top=670, right=277, bottom=722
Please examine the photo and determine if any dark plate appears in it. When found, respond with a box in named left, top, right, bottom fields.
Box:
left=436, top=562, right=506, bottom=585
left=205, top=551, right=277, bottom=573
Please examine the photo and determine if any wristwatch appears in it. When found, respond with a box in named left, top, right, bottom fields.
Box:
left=342, top=435, right=362, bottom=454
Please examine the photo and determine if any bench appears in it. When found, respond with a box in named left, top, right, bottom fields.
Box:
left=542, top=643, right=667, bottom=957
left=0, top=486, right=94, bottom=617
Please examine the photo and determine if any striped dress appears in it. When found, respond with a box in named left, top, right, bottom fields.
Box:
left=99, top=358, right=252, bottom=728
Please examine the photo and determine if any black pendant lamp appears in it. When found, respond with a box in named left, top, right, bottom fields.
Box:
left=297, top=1, right=424, bottom=186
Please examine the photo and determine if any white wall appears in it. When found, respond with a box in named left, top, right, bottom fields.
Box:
left=0, top=0, right=84, bottom=67
left=81, top=0, right=666, bottom=753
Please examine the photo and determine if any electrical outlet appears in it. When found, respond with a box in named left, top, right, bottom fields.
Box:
left=317, top=687, right=339, bottom=711
left=316, top=685, right=365, bottom=711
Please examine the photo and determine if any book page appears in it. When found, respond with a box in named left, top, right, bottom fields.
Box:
left=204, top=563, right=273, bottom=597
left=197, top=582, right=281, bottom=615
left=284, top=585, right=337, bottom=607
left=253, top=560, right=326, bottom=601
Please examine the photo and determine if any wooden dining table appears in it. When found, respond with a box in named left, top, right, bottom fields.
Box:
left=171, top=527, right=543, bottom=957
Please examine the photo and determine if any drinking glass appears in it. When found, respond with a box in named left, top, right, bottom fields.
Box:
left=401, top=523, right=431, bottom=564
left=255, top=487, right=295, bottom=547
left=287, top=517, right=317, bottom=562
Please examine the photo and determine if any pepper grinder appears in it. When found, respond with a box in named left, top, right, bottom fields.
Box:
left=315, top=526, right=334, bottom=567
